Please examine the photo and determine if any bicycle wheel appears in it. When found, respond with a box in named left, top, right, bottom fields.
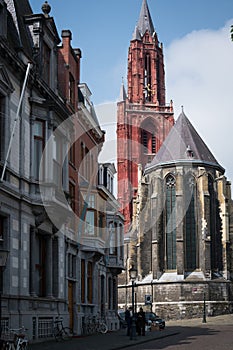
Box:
left=99, top=322, right=108, bottom=334
left=62, top=327, right=73, bottom=340
left=19, top=341, right=28, bottom=350
left=53, top=327, right=63, bottom=342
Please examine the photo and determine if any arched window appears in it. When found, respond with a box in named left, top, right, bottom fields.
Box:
left=185, top=175, right=197, bottom=270
left=165, top=175, right=176, bottom=270
left=208, top=175, right=222, bottom=272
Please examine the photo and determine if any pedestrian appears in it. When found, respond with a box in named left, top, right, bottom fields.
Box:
left=136, top=307, right=146, bottom=336
left=125, top=307, right=132, bottom=336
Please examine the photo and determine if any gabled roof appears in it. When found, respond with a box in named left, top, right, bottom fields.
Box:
left=133, top=0, right=155, bottom=40
left=145, top=111, right=224, bottom=173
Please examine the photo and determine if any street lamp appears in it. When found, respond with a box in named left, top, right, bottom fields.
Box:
left=202, top=291, right=206, bottom=323
left=0, top=249, right=9, bottom=337
left=129, top=265, right=137, bottom=340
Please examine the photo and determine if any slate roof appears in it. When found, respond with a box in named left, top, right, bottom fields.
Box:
left=5, top=0, right=33, bottom=56
left=132, top=0, right=155, bottom=40
left=145, top=111, right=224, bottom=173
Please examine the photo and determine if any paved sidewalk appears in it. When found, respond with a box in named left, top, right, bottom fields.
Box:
left=30, top=314, right=233, bottom=350
left=30, top=327, right=178, bottom=350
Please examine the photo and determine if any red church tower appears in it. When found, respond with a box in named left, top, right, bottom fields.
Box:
left=117, top=0, right=174, bottom=229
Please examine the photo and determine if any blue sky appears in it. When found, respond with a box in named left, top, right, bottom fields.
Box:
left=30, top=0, right=233, bottom=104
left=30, top=0, right=233, bottom=182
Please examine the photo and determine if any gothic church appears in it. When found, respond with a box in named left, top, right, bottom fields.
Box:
left=117, top=0, right=233, bottom=319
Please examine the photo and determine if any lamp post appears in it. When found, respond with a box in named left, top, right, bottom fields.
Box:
left=129, top=265, right=137, bottom=340
left=0, top=249, right=9, bottom=338
left=202, top=291, right=206, bottom=323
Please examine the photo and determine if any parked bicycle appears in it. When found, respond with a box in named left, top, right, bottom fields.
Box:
left=53, top=320, right=73, bottom=341
left=1, top=326, right=29, bottom=350
left=95, top=317, right=108, bottom=334
left=82, top=314, right=108, bottom=335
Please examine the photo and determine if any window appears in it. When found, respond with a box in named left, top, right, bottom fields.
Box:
left=34, top=120, right=45, bottom=180
left=38, top=235, right=46, bottom=297
left=0, top=94, right=5, bottom=160
left=69, top=182, right=75, bottom=211
left=108, top=277, right=112, bottom=310
left=68, top=253, right=76, bottom=278
left=98, top=213, right=104, bottom=238
left=152, top=135, right=156, bottom=154
left=109, top=222, right=117, bottom=255
left=99, top=166, right=103, bottom=185
left=208, top=175, right=222, bottom=272
left=81, top=259, right=85, bottom=303
left=80, top=142, right=90, bottom=179
left=42, top=42, right=51, bottom=85
left=87, top=262, right=93, bottom=304
left=69, top=73, right=75, bottom=107
left=141, top=129, right=156, bottom=154
left=0, top=215, right=5, bottom=240
left=185, top=175, right=197, bottom=270
left=84, top=211, right=95, bottom=235
left=112, top=279, right=117, bottom=310
left=165, top=175, right=176, bottom=270
left=142, top=130, right=148, bottom=152
left=53, top=134, right=63, bottom=188
left=69, top=143, right=75, bottom=164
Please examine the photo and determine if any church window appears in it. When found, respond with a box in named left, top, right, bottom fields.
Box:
left=208, top=175, right=222, bottom=272
left=185, top=175, right=197, bottom=270
left=165, top=175, right=176, bottom=270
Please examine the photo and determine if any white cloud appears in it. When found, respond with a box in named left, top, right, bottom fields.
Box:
left=165, top=19, right=233, bottom=181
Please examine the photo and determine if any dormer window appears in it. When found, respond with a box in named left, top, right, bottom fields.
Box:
left=186, top=145, right=194, bottom=158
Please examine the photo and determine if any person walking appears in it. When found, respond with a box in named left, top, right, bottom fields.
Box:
left=125, top=307, right=132, bottom=336
left=136, top=307, right=146, bottom=336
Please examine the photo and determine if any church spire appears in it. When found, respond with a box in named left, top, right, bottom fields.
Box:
left=135, top=0, right=155, bottom=38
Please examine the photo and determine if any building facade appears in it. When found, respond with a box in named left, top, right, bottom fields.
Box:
left=117, top=0, right=233, bottom=319
left=0, top=0, right=123, bottom=341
